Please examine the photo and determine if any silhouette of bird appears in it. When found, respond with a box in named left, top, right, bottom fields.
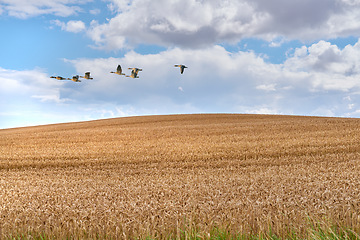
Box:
left=50, top=76, right=67, bottom=80
left=174, top=64, right=187, bottom=74
left=80, top=72, right=93, bottom=80
left=110, top=65, right=125, bottom=75
left=126, top=68, right=142, bottom=78
left=67, top=75, right=81, bottom=82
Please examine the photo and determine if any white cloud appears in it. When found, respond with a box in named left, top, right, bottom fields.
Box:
left=52, top=20, right=86, bottom=33
left=348, top=103, right=355, bottom=110
left=4, top=39, right=360, bottom=128
left=0, top=67, right=78, bottom=128
left=245, top=107, right=282, bottom=115
left=3, top=0, right=360, bottom=51
left=86, top=0, right=360, bottom=50
left=2, top=0, right=360, bottom=51
left=87, top=0, right=263, bottom=49
left=61, top=40, right=360, bottom=120
left=256, top=84, right=277, bottom=92
left=0, top=67, right=61, bottom=96
left=89, top=8, right=100, bottom=15
left=284, top=40, right=360, bottom=92
left=269, top=37, right=286, bottom=47
left=0, top=67, right=120, bottom=129
left=0, top=0, right=91, bottom=18
left=31, top=94, right=72, bottom=103
left=65, top=20, right=86, bottom=33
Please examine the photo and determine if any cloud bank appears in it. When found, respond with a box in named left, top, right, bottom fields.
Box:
left=64, top=40, right=360, bottom=118
left=3, top=0, right=360, bottom=48
left=86, top=0, right=360, bottom=50
left=3, top=39, right=360, bottom=128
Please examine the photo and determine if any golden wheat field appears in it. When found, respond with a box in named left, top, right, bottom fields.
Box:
left=1, top=114, right=360, bottom=239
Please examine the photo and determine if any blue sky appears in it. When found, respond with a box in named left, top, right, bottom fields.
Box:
left=2, top=0, right=360, bottom=129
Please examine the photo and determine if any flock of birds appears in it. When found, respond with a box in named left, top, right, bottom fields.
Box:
left=50, top=64, right=188, bottom=82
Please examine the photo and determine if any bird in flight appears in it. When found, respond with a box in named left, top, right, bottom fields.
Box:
left=50, top=76, right=67, bottom=80
left=126, top=68, right=142, bottom=78
left=110, top=65, right=125, bottom=75
left=67, top=75, right=81, bottom=82
left=80, top=72, right=93, bottom=80
left=174, top=64, right=187, bottom=74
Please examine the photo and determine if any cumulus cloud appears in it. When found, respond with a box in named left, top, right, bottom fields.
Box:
left=4, top=0, right=360, bottom=50
left=87, top=0, right=262, bottom=49
left=0, top=0, right=90, bottom=18
left=3, top=0, right=360, bottom=51
left=52, top=19, right=86, bottom=33
left=63, top=40, right=360, bottom=120
left=284, top=40, right=360, bottom=91
left=86, top=0, right=360, bottom=50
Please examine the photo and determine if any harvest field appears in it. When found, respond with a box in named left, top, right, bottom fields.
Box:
left=1, top=114, right=360, bottom=239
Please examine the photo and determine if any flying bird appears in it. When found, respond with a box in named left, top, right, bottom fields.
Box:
left=110, top=65, right=125, bottom=75
left=80, top=72, right=93, bottom=80
left=50, top=76, right=67, bottom=80
left=126, top=68, right=142, bottom=78
left=174, top=64, right=187, bottom=74
left=67, top=75, right=81, bottom=82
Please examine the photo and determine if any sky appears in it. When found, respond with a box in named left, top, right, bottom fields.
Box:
left=2, top=0, right=360, bottom=129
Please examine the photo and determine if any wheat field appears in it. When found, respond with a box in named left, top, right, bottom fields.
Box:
left=1, top=114, right=360, bottom=239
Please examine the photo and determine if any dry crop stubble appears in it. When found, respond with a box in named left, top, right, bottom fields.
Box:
left=1, top=114, right=360, bottom=238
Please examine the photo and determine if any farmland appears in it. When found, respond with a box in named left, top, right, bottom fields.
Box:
left=1, top=114, right=360, bottom=239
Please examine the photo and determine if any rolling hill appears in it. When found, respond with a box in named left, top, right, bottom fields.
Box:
left=1, top=114, right=360, bottom=239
